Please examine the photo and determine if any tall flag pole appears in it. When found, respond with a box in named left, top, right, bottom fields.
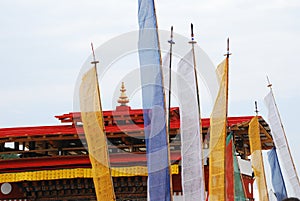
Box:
left=264, top=77, right=300, bottom=197
left=162, top=28, right=175, bottom=200
left=225, top=38, right=232, bottom=200
left=161, top=26, right=174, bottom=126
left=166, top=26, right=175, bottom=201
left=248, top=102, right=269, bottom=201
left=189, top=24, right=206, bottom=200
left=225, top=38, right=231, bottom=121
left=167, top=26, right=175, bottom=133
left=177, top=24, right=205, bottom=201
left=189, top=23, right=201, bottom=116
left=138, top=0, right=172, bottom=200
left=208, top=39, right=230, bottom=201
left=79, top=43, right=116, bottom=201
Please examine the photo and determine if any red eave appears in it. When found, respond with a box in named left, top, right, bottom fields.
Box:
left=0, top=115, right=258, bottom=138
left=0, top=125, right=84, bottom=138
left=0, top=107, right=261, bottom=172
left=0, top=155, right=90, bottom=172
left=0, top=152, right=182, bottom=173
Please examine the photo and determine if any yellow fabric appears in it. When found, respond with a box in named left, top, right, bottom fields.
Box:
left=0, top=168, right=88, bottom=183
left=79, top=67, right=116, bottom=201
left=112, top=166, right=148, bottom=177
left=248, top=116, right=269, bottom=201
left=0, top=165, right=179, bottom=183
left=209, top=59, right=227, bottom=201
left=112, top=165, right=178, bottom=177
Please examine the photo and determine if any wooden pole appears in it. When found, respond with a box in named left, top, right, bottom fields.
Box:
left=167, top=26, right=175, bottom=140
left=152, top=1, right=174, bottom=199
left=188, top=23, right=206, bottom=199
left=188, top=23, right=201, bottom=117
left=224, top=38, right=231, bottom=124
left=224, top=38, right=231, bottom=200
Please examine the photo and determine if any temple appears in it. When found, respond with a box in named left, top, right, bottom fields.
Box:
left=0, top=83, right=274, bottom=201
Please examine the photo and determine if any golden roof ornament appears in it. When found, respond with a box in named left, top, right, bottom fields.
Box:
left=117, top=82, right=129, bottom=106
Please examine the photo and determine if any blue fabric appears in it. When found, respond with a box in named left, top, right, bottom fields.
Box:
left=268, top=147, right=287, bottom=201
left=138, top=0, right=171, bottom=200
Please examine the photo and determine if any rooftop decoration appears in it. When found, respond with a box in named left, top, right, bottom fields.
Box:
left=117, top=82, right=129, bottom=106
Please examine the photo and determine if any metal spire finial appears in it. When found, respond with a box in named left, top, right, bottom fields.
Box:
left=189, top=23, right=197, bottom=44
left=255, top=101, right=259, bottom=116
left=267, top=75, right=273, bottom=88
left=91, top=42, right=99, bottom=65
left=191, top=23, right=194, bottom=39
left=224, top=38, right=232, bottom=58
left=168, top=26, right=175, bottom=45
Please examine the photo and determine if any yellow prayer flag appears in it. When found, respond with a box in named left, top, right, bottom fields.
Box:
left=209, top=59, right=228, bottom=201
left=249, top=116, right=269, bottom=201
left=79, top=67, right=116, bottom=201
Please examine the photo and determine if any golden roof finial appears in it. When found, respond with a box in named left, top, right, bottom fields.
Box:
left=117, top=82, right=129, bottom=106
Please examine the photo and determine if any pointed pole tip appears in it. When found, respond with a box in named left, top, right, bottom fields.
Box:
left=227, top=38, right=230, bottom=51
left=189, top=23, right=196, bottom=44
left=168, top=26, right=175, bottom=44
left=266, top=76, right=273, bottom=88
left=255, top=101, right=259, bottom=116
left=224, top=38, right=232, bottom=57
left=90, top=42, right=99, bottom=64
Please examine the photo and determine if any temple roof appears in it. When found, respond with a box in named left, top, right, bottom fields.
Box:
left=0, top=106, right=273, bottom=150
left=0, top=81, right=274, bottom=174
left=0, top=106, right=274, bottom=177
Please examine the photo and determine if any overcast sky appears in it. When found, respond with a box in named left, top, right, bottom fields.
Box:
left=1, top=0, right=299, bottom=194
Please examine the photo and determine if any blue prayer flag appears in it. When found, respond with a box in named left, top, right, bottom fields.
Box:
left=138, top=0, right=171, bottom=201
left=268, top=147, right=287, bottom=201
